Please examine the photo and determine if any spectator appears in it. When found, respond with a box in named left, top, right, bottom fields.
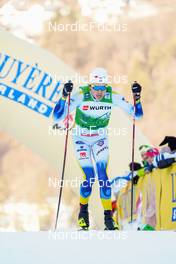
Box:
left=139, top=144, right=152, bottom=166
left=159, top=136, right=176, bottom=153
left=145, top=137, right=176, bottom=169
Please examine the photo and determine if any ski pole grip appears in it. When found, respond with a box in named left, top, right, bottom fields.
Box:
left=68, top=80, right=73, bottom=94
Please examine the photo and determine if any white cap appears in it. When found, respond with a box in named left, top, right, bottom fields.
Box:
left=89, top=67, right=108, bottom=84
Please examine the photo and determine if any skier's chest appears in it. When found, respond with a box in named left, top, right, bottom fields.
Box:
left=78, top=100, right=113, bottom=117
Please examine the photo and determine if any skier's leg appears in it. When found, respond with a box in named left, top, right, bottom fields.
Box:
left=73, top=139, right=95, bottom=204
left=92, top=137, right=118, bottom=230
left=72, top=136, right=95, bottom=229
left=92, top=137, right=112, bottom=210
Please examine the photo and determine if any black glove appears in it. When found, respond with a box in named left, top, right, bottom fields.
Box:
left=131, top=81, right=142, bottom=101
left=132, top=175, right=139, bottom=185
left=63, top=81, right=73, bottom=97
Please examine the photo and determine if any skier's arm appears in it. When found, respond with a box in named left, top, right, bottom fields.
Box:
left=53, top=91, right=82, bottom=122
left=152, top=153, right=176, bottom=168
left=112, top=92, right=143, bottom=119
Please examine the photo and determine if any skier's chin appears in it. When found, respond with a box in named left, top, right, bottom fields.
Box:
left=94, top=95, right=103, bottom=100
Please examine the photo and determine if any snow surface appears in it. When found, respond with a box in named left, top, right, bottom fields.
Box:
left=0, top=231, right=176, bottom=264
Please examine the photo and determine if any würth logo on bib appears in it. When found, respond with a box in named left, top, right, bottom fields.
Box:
left=90, top=106, right=111, bottom=110
left=82, top=105, right=89, bottom=110
left=82, top=105, right=111, bottom=111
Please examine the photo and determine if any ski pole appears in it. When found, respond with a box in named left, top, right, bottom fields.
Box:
left=54, top=90, right=71, bottom=231
left=130, top=93, right=136, bottom=222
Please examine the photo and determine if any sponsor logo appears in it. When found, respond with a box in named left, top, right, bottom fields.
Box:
left=75, top=141, right=85, bottom=144
left=104, top=93, right=110, bottom=99
left=85, top=93, right=90, bottom=99
left=77, top=147, right=87, bottom=152
left=96, top=146, right=108, bottom=156
left=90, top=105, right=111, bottom=110
left=81, top=133, right=99, bottom=137
left=82, top=105, right=111, bottom=111
left=82, top=105, right=89, bottom=111
left=172, top=207, right=176, bottom=222
left=80, top=152, right=87, bottom=158
left=97, top=140, right=104, bottom=147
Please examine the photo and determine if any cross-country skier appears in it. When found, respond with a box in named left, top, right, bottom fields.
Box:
left=53, top=68, right=143, bottom=230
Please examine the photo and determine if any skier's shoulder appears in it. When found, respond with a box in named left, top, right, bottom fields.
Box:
left=111, top=88, right=125, bottom=101
left=79, top=85, right=90, bottom=94
left=70, top=86, right=91, bottom=103
left=71, top=86, right=85, bottom=98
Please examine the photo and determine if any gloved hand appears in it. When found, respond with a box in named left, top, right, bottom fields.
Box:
left=131, top=81, right=142, bottom=101
left=132, top=175, right=139, bottom=185
left=63, top=81, right=73, bottom=97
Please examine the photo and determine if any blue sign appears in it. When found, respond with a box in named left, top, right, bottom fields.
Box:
left=0, top=82, right=53, bottom=117
left=0, top=52, right=62, bottom=118
left=172, top=207, right=176, bottom=222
